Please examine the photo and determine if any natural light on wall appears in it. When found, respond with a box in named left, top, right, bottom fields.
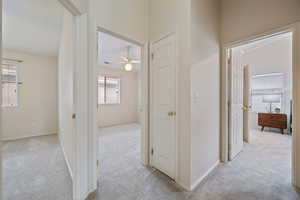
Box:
left=98, top=75, right=121, bottom=105
left=251, top=73, right=285, bottom=113
left=1, top=59, right=20, bottom=107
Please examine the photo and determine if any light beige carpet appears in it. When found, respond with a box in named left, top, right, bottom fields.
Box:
left=1, top=135, right=73, bottom=200
left=95, top=125, right=300, bottom=200
left=1, top=126, right=299, bottom=200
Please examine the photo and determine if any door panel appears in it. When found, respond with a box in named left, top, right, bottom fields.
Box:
left=58, top=9, right=75, bottom=173
left=151, top=34, right=176, bottom=179
left=243, top=65, right=252, bottom=143
left=229, top=48, right=244, bottom=160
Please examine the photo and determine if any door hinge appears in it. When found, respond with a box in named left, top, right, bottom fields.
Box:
left=151, top=53, right=154, bottom=60
left=97, top=160, right=99, bottom=167
left=227, top=57, right=231, bottom=65
left=151, top=148, right=154, bottom=156
left=227, top=49, right=232, bottom=65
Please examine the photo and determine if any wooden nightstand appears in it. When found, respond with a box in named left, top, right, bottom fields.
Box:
left=258, top=113, right=287, bottom=134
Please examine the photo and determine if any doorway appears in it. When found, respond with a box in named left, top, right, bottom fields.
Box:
left=96, top=29, right=150, bottom=198
left=1, top=0, right=91, bottom=199
left=225, top=31, right=294, bottom=185
left=149, top=33, right=177, bottom=180
left=95, top=30, right=181, bottom=198
left=1, top=1, right=73, bottom=199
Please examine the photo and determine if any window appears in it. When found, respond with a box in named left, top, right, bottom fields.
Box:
left=251, top=73, right=285, bottom=113
left=98, top=75, right=120, bottom=104
left=1, top=63, right=18, bottom=107
left=252, top=93, right=282, bottom=113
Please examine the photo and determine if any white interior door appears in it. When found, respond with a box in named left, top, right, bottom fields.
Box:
left=58, top=8, right=76, bottom=174
left=243, top=64, right=252, bottom=143
left=228, top=48, right=244, bottom=160
left=150, top=34, right=176, bottom=179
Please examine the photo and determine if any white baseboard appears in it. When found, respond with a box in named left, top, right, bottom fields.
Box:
left=0, top=132, right=57, bottom=141
left=98, top=121, right=140, bottom=128
left=176, top=181, right=191, bottom=191
left=190, top=160, right=220, bottom=191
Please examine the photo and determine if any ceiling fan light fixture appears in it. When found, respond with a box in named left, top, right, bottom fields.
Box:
left=124, top=63, right=133, bottom=71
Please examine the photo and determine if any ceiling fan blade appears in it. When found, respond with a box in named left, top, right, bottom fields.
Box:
left=121, top=56, right=129, bottom=62
left=103, top=61, right=121, bottom=65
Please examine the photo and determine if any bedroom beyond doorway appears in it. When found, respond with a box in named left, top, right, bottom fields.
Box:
left=226, top=31, right=294, bottom=187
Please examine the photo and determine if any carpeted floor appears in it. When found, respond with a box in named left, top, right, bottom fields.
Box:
left=1, top=135, right=73, bottom=200
left=96, top=124, right=300, bottom=200
left=1, top=126, right=299, bottom=200
left=97, top=123, right=188, bottom=200
left=188, top=129, right=299, bottom=200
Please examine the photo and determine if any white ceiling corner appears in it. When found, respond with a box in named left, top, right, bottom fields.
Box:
left=3, top=0, right=64, bottom=57
left=238, top=32, right=292, bottom=54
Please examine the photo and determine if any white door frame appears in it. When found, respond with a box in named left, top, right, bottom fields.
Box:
left=96, top=27, right=150, bottom=166
left=0, top=1, right=3, bottom=200
left=149, top=32, right=179, bottom=182
left=221, top=23, right=300, bottom=188
left=243, top=64, right=251, bottom=143
left=0, top=0, right=95, bottom=199
left=58, top=1, right=97, bottom=199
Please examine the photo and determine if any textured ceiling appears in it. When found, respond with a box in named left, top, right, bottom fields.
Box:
left=3, top=0, right=63, bottom=57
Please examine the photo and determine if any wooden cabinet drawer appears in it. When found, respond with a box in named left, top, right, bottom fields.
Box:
left=258, top=113, right=287, bottom=129
left=260, top=114, right=286, bottom=121
left=263, top=120, right=287, bottom=129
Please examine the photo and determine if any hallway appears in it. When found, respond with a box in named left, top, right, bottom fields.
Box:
left=1, top=126, right=299, bottom=199
left=188, top=130, right=299, bottom=200
left=96, top=125, right=300, bottom=200
left=97, top=123, right=187, bottom=200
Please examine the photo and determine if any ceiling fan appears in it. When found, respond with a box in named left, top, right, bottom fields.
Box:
left=120, top=46, right=140, bottom=71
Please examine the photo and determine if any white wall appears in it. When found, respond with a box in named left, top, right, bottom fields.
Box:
left=243, top=37, right=293, bottom=75
left=221, top=0, right=300, bottom=44
left=97, top=67, right=139, bottom=127
left=1, top=49, right=58, bottom=140
left=58, top=8, right=75, bottom=178
left=90, top=0, right=148, bottom=44
left=149, top=0, right=221, bottom=189
left=190, top=0, right=220, bottom=188
left=149, top=0, right=192, bottom=189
